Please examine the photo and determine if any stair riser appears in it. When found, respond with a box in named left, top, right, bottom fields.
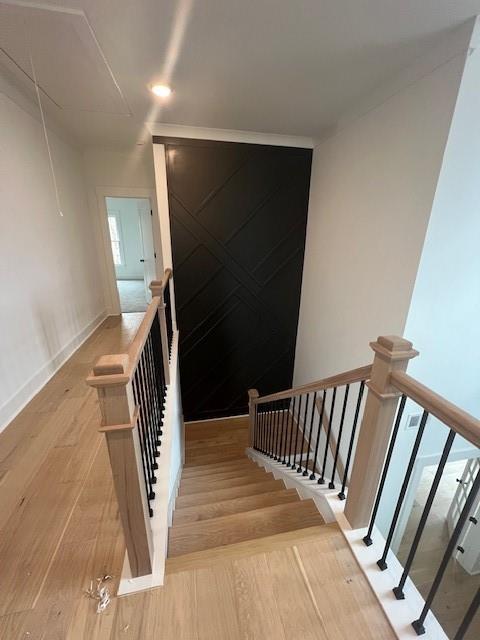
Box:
left=179, top=472, right=272, bottom=496
left=175, top=479, right=286, bottom=508
left=173, top=489, right=300, bottom=525
left=168, top=500, right=324, bottom=557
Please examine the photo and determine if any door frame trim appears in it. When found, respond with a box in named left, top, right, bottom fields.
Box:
left=95, top=186, right=161, bottom=315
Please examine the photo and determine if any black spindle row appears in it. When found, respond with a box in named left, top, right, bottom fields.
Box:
left=132, top=312, right=167, bottom=517
left=253, top=381, right=367, bottom=492
left=361, top=396, right=480, bottom=639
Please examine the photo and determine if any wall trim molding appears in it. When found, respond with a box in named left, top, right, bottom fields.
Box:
left=147, top=122, right=314, bottom=149
left=0, top=310, right=107, bottom=433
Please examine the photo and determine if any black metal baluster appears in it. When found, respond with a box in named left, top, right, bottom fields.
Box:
left=134, top=364, right=154, bottom=488
left=297, top=393, right=310, bottom=474
left=338, top=381, right=365, bottom=500
left=412, top=469, right=480, bottom=635
left=271, top=401, right=277, bottom=459
left=274, top=401, right=282, bottom=460
left=363, top=395, right=407, bottom=545
left=132, top=374, right=153, bottom=515
left=291, top=395, right=303, bottom=471
left=138, top=353, right=158, bottom=479
left=146, top=334, right=161, bottom=445
left=142, top=348, right=160, bottom=458
left=303, top=391, right=317, bottom=476
left=377, top=409, right=429, bottom=570
left=263, top=404, right=269, bottom=454
left=310, top=389, right=326, bottom=480
left=287, top=396, right=297, bottom=467
left=258, top=404, right=265, bottom=452
left=329, top=385, right=349, bottom=489
left=267, top=402, right=272, bottom=458
left=453, top=588, right=479, bottom=640
left=280, top=401, right=288, bottom=464
left=319, top=387, right=337, bottom=484
left=151, top=313, right=166, bottom=430
left=393, top=429, right=456, bottom=599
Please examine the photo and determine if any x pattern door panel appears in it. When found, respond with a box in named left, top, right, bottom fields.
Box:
left=158, top=138, right=312, bottom=421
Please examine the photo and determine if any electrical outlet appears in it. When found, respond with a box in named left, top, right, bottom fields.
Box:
left=405, top=413, right=422, bottom=430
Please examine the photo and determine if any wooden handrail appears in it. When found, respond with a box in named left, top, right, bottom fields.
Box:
left=254, top=364, right=372, bottom=405
left=390, top=370, right=480, bottom=448
left=87, top=269, right=173, bottom=388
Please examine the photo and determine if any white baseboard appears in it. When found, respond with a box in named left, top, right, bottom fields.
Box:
left=0, top=310, right=108, bottom=433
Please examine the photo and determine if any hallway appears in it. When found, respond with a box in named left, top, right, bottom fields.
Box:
left=117, top=280, right=148, bottom=313
left=0, top=315, right=393, bottom=639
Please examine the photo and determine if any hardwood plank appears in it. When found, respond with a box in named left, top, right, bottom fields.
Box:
left=232, top=553, right=287, bottom=640
left=173, top=489, right=300, bottom=525
left=265, top=546, right=329, bottom=640
left=175, top=478, right=287, bottom=508
left=195, top=564, right=242, bottom=639
left=168, top=500, right=324, bottom=557
left=34, top=444, right=125, bottom=611
left=110, top=572, right=198, bottom=640
left=295, top=532, right=396, bottom=639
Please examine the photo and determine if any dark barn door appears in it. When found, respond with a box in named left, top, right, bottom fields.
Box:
left=155, top=137, right=312, bottom=421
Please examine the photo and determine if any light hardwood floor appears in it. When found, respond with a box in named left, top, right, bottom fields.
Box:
left=0, top=315, right=394, bottom=639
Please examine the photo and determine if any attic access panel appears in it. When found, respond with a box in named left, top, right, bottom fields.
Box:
left=0, top=1, right=129, bottom=114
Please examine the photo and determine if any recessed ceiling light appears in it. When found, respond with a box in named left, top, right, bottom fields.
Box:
left=151, top=84, right=172, bottom=98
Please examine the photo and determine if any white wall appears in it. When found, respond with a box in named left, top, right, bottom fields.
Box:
left=106, top=197, right=144, bottom=280
left=0, top=88, right=105, bottom=430
left=293, top=42, right=468, bottom=387
left=377, top=21, right=480, bottom=543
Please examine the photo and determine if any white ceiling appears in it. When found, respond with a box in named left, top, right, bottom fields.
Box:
left=1, top=0, right=480, bottom=149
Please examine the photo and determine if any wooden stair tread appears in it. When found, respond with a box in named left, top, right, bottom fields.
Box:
left=175, top=478, right=286, bottom=508
left=168, top=499, right=325, bottom=557
left=173, top=489, right=300, bottom=525
left=182, top=459, right=257, bottom=478
left=178, top=470, right=272, bottom=495
left=166, top=523, right=338, bottom=574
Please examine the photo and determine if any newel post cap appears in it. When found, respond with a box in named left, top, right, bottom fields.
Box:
left=93, top=353, right=129, bottom=375
left=370, top=335, right=419, bottom=362
left=248, top=388, right=259, bottom=400
left=149, top=280, right=163, bottom=297
left=86, top=353, right=130, bottom=387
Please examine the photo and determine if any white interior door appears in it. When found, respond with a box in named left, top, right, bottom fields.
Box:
left=137, top=199, right=156, bottom=301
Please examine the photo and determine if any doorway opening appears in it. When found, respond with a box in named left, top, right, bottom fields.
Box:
left=105, top=196, right=156, bottom=313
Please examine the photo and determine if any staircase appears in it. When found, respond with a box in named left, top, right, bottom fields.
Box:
left=167, top=416, right=325, bottom=561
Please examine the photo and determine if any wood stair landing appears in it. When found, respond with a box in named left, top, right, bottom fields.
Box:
left=169, top=416, right=325, bottom=561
